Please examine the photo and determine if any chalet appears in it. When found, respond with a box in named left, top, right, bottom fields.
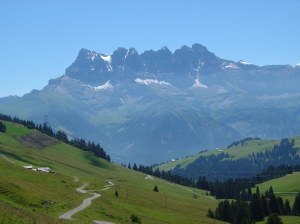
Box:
left=36, top=167, right=50, bottom=172
left=23, top=165, right=33, bottom=169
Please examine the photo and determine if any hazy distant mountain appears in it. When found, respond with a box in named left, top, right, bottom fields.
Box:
left=0, top=95, right=19, bottom=106
left=1, top=43, right=300, bottom=164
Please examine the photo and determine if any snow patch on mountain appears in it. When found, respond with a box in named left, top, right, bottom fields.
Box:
left=100, top=54, right=113, bottom=72
left=190, top=79, right=208, bottom=89
left=223, top=63, right=239, bottom=69
left=88, top=52, right=98, bottom=61
left=124, top=50, right=129, bottom=59
left=296, top=63, right=300, bottom=67
left=135, top=78, right=171, bottom=86
left=238, top=60, right=252, bottom=65
left=94, top=80, right=113, bottom=90
left=100, top=55, right=112, bottom=63
left=124, top=49, right=137, bottom=59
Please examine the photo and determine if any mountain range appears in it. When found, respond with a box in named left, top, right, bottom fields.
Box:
left=1, top=43, right=300, bottom=164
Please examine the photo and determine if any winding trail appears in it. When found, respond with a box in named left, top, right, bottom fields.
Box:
left=0, top=153, right=16, bottom=164
left=59, top=183, right=100, bottom=220
left=59, top=181, right=115, bottom=224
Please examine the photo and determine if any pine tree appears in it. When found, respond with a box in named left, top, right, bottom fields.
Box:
left=154, top=167, right=160, bottom=177
left=247, top=186, right=253, bottom=201
left=0, top=121, right=6, bottom=133
left=221, top=199, right=231, bottom=223
left=261, top=195, right=270, bottom=216
left=277, top=197, right=285, bottom=215
left=128, top=163, right=131, bottom=169
left=115, top=190, right=118, bottom=197
left=153, top=185, right=158, bottom=192
left=265, top=189, right=270, bottom=199
left=256, top=186, right=260, bottom=196
left=234, top=200, right=250, bottom=224
left=206, top=208, right=214, bottom=218
left=269, top=193, right=280, bottom=214
left=292, top=192, right=300, bottom=216
left=266, top=213, right=283, bottom=224
left=284, top=199, right=291, bottom=215
left=250, top=193, right=264, bottom=222
left=133, top=163, right=138, bottom=171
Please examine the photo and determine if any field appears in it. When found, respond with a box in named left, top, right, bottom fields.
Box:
left=158, top=136, right=300, bottom=171
left=2, top=121, right=300, bottom=223
left=252, top=171, right=300, bottom=205
left=0, top=121, right=226, bottom=224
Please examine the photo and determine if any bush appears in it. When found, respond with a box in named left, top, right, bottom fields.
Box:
left=130, top=214, right=141, bottom=223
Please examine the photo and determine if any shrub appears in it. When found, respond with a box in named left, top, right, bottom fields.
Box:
left=130, top=214, right=141, bottom=223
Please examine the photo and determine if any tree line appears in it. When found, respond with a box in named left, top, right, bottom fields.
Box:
left=172, top=138, right=300, bottom=182
left=227, top=137, right=261, bottom=149
left=0, top=113, right=110, bottom=162
left=208, top=186, right=300, bottom=223
left=129, top=159, right=300, bottom=200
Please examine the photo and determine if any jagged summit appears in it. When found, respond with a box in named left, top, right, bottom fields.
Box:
left=65, top=43, right=224, bottom=83
left=2, top=43, right=300, bottom=164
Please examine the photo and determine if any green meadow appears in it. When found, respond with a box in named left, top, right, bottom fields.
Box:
left=0, top=121, right=226, bottom=224
left=1, top=121, right=300, bottom=223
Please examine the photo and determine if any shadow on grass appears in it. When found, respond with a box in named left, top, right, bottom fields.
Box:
left=83, top=152, right=112, bottom=170
left=0, top=148, right=39, bottom=166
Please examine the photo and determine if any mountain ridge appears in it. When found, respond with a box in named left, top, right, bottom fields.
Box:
left=1, top=43, right=300, bottom=164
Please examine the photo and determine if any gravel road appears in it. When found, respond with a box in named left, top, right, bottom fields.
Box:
left=59, top=183, right=100, bottom=220
left=59, top=181, right=114, bottom=224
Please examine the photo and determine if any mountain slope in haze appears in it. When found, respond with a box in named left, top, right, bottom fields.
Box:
left=1, top=43, right=300, bottom=164
left=0, top=95, right=19, bottom=106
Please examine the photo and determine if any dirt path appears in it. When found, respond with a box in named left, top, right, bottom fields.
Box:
left=0, top=153, right=16, bottom=164
left=145, top=174, right=216, bottom=200
left=59, top=181, right=114, bottom=224
left=59, top=183, right=100, bottom=220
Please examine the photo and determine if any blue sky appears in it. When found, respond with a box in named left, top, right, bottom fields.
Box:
left=0, top=0, right=299, bottom=98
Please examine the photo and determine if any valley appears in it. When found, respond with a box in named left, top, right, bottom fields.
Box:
left=1, top=120, right=300, bottom=223
left=1, top=43, right=300, bottom=223
left=0, top=121, right=225, bottom=223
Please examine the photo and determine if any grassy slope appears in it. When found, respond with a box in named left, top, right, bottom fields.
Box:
left=158, top=136, right=300, bottom=171
left=254, top=172, right=300, bottom=224
left=0, top=121, right=226, bottom=224
left=252, top=171, right=300, bottom=206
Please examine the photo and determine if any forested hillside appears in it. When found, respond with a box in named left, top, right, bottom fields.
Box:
left=168, top=137, right=300, bottom=181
